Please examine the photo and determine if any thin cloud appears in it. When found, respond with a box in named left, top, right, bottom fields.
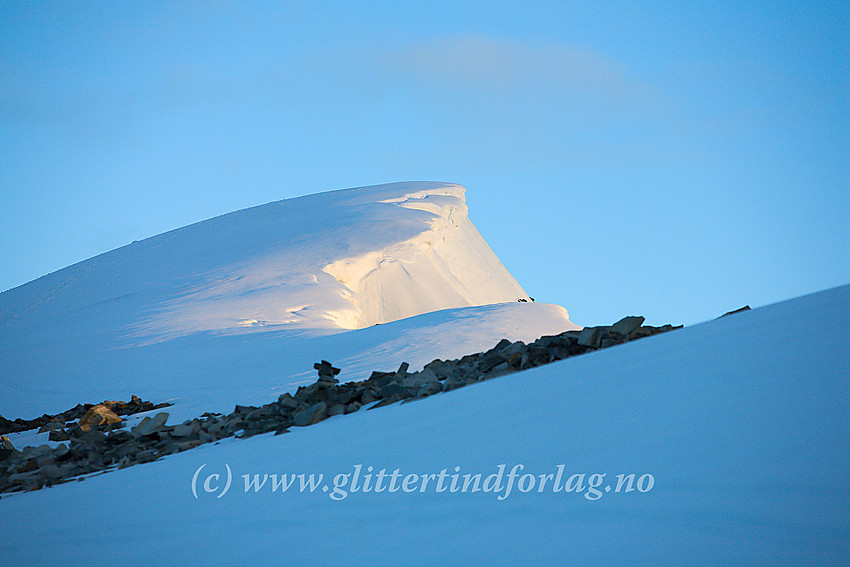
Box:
left=380, top=35, right=662, bottom=107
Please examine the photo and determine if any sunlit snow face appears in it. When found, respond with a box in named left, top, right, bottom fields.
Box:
left=124, top=182, right=541, bottom=342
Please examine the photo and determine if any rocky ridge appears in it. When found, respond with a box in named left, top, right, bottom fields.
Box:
left=0, top=316, right=681, bottom=494
left=0, top=396, right=171, bottom=436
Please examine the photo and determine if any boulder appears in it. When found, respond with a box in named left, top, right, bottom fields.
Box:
left=171, top=419, right=201, bottom=438
left=610, top=316, right=645, bottom=337
left=79, top=405, right=123, bottom=432
left=21, top=444, right=52, bottom=459
left=0, top=435, right=18, bottom=460
left=377, top=382, right=408, bottom=400
left=39, top=463, right=63, bottom=481
left=559, top=330, right=582, bottom=340
left=502, top=341, right=526, bottom=357
left=175, top=440, right=203, bottom=452
left=37, top=419, right=65, bottom=433
left=400, top=369, right=437, bottom=389
left=131, top=412, right=169, bottom=436
left=443, top=375, right=466, bottom=391
left=52, top=444, right=70, bottom=460
left=480, top=351, right=507, bottom=373
left=423, top=359, right=453, bottom=380
left=417, top=381, right=443, bottom=397
left=577, top=326, right=604, bottom=349
left=276, top=396, right=299, bottom=417
left=48, top=428, right=70, bottom=441
left=292, top=402, right=328, bottom=427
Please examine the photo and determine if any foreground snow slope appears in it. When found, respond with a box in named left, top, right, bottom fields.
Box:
left=0, top=182, right=576, bottom=418
left=1, top=285, right=847, bottom=565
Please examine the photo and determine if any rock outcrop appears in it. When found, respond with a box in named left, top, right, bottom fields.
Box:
left=0, top=395, right=171, bottom=436
left=0, top=316, right=681, bottom=495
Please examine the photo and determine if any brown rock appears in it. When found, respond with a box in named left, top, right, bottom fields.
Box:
left=79, top=404, right=123, bottom=432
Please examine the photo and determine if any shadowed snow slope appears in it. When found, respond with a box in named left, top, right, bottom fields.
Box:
left=0, top=181, right=576, bottom=417
left=1, top=285, right=847, bottom=565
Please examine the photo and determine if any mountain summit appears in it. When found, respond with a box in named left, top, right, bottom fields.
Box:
left=0, top=182, right=576, bottom=416
left=2, top=182, right=541, bottom=340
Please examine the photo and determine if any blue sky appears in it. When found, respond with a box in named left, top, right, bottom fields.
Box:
left=1, top=1, right=847, bottom=326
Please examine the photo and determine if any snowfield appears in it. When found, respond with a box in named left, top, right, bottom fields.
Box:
left=0, top=182, right=576, bottom=419
left=0, top=182, right=847, bottom=565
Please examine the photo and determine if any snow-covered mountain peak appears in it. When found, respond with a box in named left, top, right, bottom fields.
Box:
left=0, top=181, right=577, bottom=416
left=135, top=180, right=533, bottom=335
left=1, top=181, right=547, bottom=343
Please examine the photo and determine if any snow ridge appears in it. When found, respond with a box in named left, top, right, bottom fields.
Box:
left=0, top=181, right=576, bottom=417
left=323, top=184, right=529, bottom=328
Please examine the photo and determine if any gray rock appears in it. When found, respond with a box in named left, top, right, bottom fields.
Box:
left=132, top=412, right=169, bottom=436
left=626, top=326, right=655, bottom=340
left=131, top=416, right=152, bottom=435
left=36, top=452, right=56, bottom=468
left=0, top=435, right=18, bottom=461
left=443, top=375, right=466, bottom=391
left=371, top=394, right=406, bottom=408
left=400, top=369, right=437, bottom=389
left=198, top=431, right=216, bottom=443
left=278, top=396, right=300, bottom=412
left=39, top=463, right=63, bottom=481
left=21, top=444, right=52, bottom=459
left=52, top=443, right=70, bottom=459
left=416, top=381, right=443, bottom=397
left=171, top=420, right=200, bottom=438
left=175, top=440, right=203, bottom=452
left=38, top=420, right=65, bottom=433
left=423, top=359, right=454, bottom=380
left=7, top=470, right=41, bottom=486
left=224, top=418, right=245, bottom=436
left=292, top=402, right=328, bottom=427
left=135, top=450, right=158, bottom=463
left=487, top=361, right=512, bottom=376
left=502, top=341, right=526, bottom=357
left=720, top=306, right=750, bottom=318
left=150, top=412, right=169, bottom=429
left=377, top=382, right=408, bottom=399
left=578, top=326, right=604, bottom=348
left=610, top=316, right=645, bottom=337
left=48, top=428, right=71, bottom=442
left=480, top=352, right=507, bottom=373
